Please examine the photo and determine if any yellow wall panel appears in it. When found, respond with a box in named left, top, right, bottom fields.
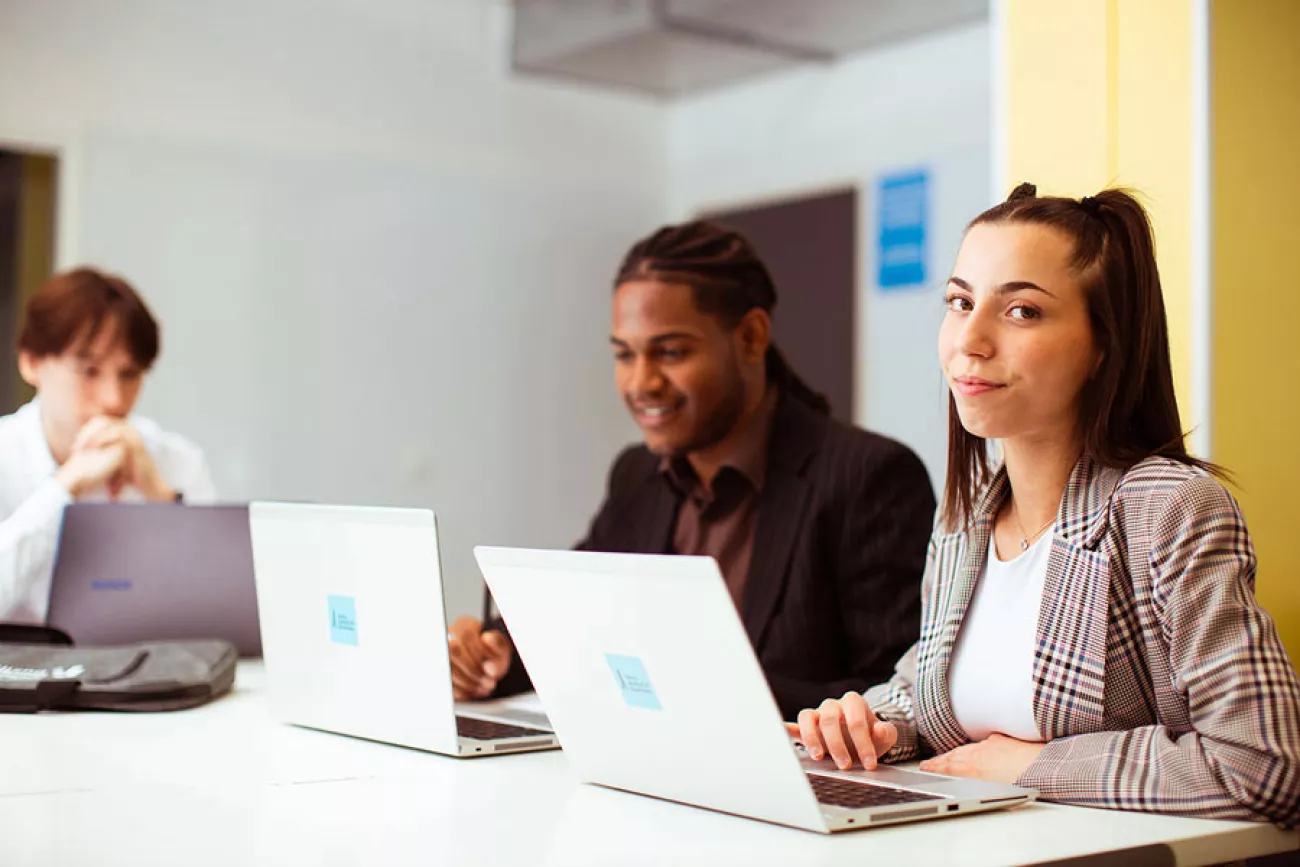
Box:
left=1114, top=0, right=1194, bottom=430
left=1211, top=0, right=1300, bottom=660
left=1003, top=0, right=1112, bottom=196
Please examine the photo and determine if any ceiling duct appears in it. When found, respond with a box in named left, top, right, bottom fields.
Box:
left=511, top=0, right=988, bottom=97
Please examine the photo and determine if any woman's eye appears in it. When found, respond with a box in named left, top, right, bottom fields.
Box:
left=945, top=294, right=973, bottom=313
left=1009, top=304, right=1041, bottom=321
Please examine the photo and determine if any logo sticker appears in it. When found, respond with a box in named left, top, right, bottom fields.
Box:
left=605, top=654, right=662, bottom=711
left=328, top=595, right=359, bottom=646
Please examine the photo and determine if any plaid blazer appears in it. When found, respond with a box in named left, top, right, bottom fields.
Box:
left=864, top=454, right=1300, bottom=827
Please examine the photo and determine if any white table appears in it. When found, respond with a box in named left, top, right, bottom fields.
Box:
left=1, top=662, right=1295, bottom=867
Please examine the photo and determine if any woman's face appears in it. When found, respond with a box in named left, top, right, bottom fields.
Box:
left=938, top=221, right=1100, bottom=447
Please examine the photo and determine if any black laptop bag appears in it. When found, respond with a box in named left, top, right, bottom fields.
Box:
left=0, top=624, right=237, bottom=712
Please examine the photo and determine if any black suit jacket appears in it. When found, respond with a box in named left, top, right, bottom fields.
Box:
left=492, top=391, right=935, bottom=719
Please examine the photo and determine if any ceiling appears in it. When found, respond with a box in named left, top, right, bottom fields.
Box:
left=511, top=0, right=988, bottom=97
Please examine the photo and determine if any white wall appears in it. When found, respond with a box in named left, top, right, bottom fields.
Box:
left=0, top=2, right=991, bottom=619
left=0, top=0, right=665, bottom=620
left=668, top=22, right=993, bottom=489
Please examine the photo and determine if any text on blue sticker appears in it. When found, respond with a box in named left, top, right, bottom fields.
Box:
left=605, top=654, right=662, bottom=711
left=328, top=595, right=359, bottom=646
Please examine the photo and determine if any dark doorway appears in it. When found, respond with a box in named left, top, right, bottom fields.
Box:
left=705, top=188, right=857, bottom=422
left=0, top=148, right=58, bottom=413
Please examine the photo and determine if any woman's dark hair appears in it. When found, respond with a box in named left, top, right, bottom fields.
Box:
left=17, top=267, right=160, bottom=369
left=614, top=220, right=830, bottom=414
left=942, top=182, right=1219, bottom=529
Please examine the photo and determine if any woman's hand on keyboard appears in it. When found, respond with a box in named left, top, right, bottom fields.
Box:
left=785, top=691, right=898, bottom=771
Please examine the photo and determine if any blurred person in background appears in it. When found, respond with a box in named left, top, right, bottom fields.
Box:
left=449, top=220, right=936, bottom=719
left=0, top=267, right=215, bottom=623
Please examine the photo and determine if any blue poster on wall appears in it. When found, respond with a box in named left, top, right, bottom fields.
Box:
left=877, top=169, right=929, bottom=290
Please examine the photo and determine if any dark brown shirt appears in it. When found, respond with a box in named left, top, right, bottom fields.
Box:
left=661, top=388, right=779, bottom=609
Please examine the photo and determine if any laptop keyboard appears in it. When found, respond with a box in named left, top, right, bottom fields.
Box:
left=807, top=773, right=945, bottom=809
left=455, top=715, right=551, bottom=741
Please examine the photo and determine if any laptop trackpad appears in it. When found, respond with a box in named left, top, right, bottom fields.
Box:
left=800, top=757, right=1017, bottom=799
left=853, top=766, right=953, bottom=789
left=455, top=695, right=552, bottom=731
left=800, top=762, right=947, bottom=787
left=857, top=769, right=951, bottom=790
left=489, top=709, right=551, bottom=729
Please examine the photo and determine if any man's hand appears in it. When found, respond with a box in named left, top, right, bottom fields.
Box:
left=55, top=441, right=129, bottom=498
left=447, top=616, right=512, bottom=700
left=70, top=417, right=175, bottom=501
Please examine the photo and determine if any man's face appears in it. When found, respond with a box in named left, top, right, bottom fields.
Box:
left=611, top=279, right=747, bottom=456
left=19, top=322, right=146, bottom=444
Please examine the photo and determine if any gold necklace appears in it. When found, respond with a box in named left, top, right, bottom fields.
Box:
left=1012, top=501, right=1056, bottom=552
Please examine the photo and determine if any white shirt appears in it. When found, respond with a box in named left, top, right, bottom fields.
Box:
left=947, top=528, right=1053, bottom=743
left=0, top=399, right=216, bottom=624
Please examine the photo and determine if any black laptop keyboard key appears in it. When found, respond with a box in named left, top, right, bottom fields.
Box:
left=807, top=773, right=945, bottom=809
left=455, top=716, right=550, bottom=741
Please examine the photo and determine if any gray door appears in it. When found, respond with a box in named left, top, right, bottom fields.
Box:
left=706, top=188, right=856, bottom=422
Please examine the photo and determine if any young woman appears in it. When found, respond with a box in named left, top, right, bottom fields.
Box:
left=0, top=267, right=215, bottom=623
left=791, top=185, right=1300, bottom=827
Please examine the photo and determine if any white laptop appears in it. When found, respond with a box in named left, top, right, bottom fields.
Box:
left=248, top=502, right=558, bottom=757
left=474, top=546, right=1037, bottom=833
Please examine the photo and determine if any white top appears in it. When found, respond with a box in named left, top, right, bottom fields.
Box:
left=0, top=661, right=1293, bottom=867
left=948, top=528, right=1053, bottom=743
left=0, top=398, right=216, bottom=624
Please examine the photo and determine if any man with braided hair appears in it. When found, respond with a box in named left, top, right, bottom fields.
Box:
left=450, top=221, right=934, bottom=719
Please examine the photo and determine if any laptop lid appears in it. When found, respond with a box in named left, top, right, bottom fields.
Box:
left=48, top=503, right=261, bottom=656
left=474, top=546, right=828, bottom=832
left=249, top=501, right=462, bottom=754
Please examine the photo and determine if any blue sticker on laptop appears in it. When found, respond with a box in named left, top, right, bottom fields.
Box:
left=328, top=595, right=359, bottom=646
left=605, top=654, right=662, bottom=711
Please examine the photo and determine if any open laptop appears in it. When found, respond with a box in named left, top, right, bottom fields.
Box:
left=248, top=501, right=557, bottom=757
left=47, top=503, right=262, bottom=656
left=474, top=546, right=1037, bottom=833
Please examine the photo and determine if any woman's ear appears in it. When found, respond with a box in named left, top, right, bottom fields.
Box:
left=1091, top=348, right=1106, bottom=379
left=736, top=308, right=772, bottom=366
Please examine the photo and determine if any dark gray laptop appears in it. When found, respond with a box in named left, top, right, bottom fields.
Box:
left=47, top=504, right=261, bottom=657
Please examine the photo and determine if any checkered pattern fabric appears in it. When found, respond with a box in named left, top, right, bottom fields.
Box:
left=863, top=455, right=1300, bottom=827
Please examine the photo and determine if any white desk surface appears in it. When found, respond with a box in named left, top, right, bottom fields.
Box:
left=2, top=662, right=1295, bottom=867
